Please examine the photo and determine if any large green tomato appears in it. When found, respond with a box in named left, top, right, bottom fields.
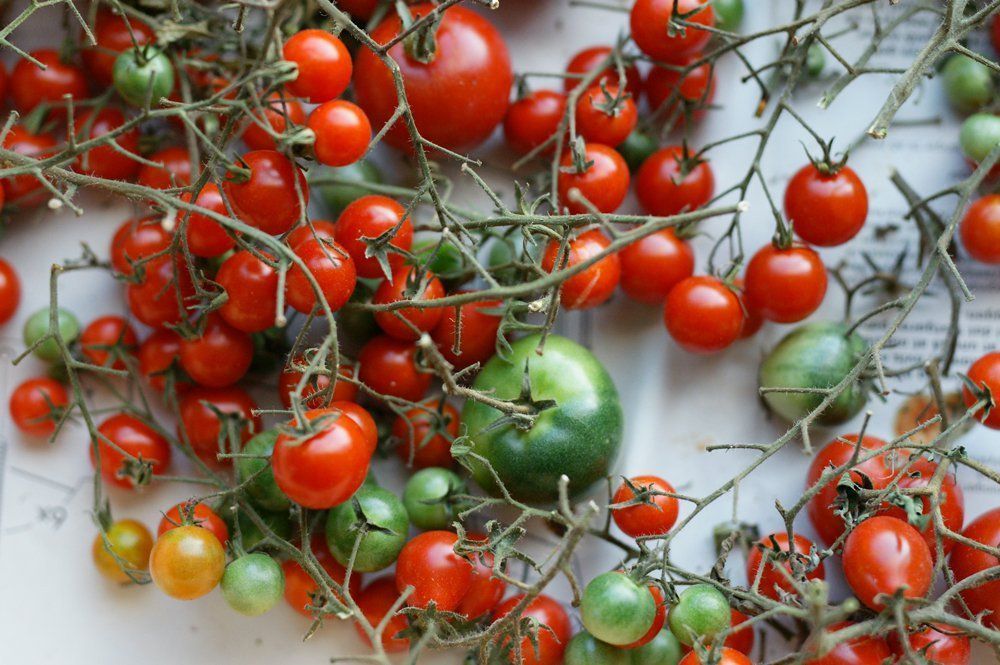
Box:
left=628, top=629, right=683, bottom=664
left=461, top=334, right=623, bottom=504
left=580, top=571, right=656, bottom=646
left=235, top=430, right=290, bottom=512
left=758, top=322, right=869, bottom=427
left=221, top=553, right=284, bottom=616
left=565, top=631, right=629, bottom=664
left=325, top=485, right=408, bottom=572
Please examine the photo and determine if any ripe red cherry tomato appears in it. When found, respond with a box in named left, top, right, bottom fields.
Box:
left=180, top=314, right=254, bottom=388
left=177, top=386, right=260, bottom=464
left=138, top=329, right=183, bottom=392
left=157, top=501, right=229, bottom=545
left=90, top=413, right=172, bottom=489
left=564, top=46, right=642, bottom=99
left=842, top=516, right=933, bottom=610
left=646, top=58, right=716, bottom=122
left=9, top=377, right=68, bottom=436
left=679, top=647, right=752, bottom=665
left=80, top=315, right=138, bottom=369
left=283, top=29, right=352, bottom=103
left=283, top=535, right=362, bottom=617
left=335, top=195, right=414, bottom=279
left=354, top=4, right=513, bottom=152
left=286, top=220, right=339, bottom=248
left=882, top=457, right=964, bottom=557
left=395, top=531, right=473, bottom=611
left=805, top=622, right=892, bottom=665
left=180, top=184, right=235, bottom=258
left=137, top=147, right=194, bottom=190
left=726, top=609, right=755, bottom=655
left=126, top=255, right=195, bottom=328
left=631, top=0, right=714, bottom=63
left=785, top=164, right=869, bottom=247
left=110, top=216, right=172, bottom=276
left=619, top=229, right=695, bottom=304
left=285, top=238, right=357, bottom=315
left=2, top=126, right=58, bottom=207
left=504, top=90, right=567, bottom=155
left=308, top=100, right=372, bottom=167
left=541, top=229, right=621, bottom=310
left=430, top=296, right=503, bottom=370
left=225, top=150, right=308, bottom=236
left=216, top=250, right=280, bottom=333
left=279, top=360, right=358, bottom=409
left=357, top=336, right=431, bottom=402
left=83, top=10, right=155, bottom=87
left=962, top=351, right=1000, bottom=429
left=457, top=536, right=506, bottom=620
left=949, top=507, right=1000, bottom=628
left=664, top=276, right=743, bottom=353
left=636, top=146, right=715, bottom=217
left=744, top=244, right=827, bottom=323
left=960, top=194, right=1000, bottom=264
left=393, top=400, right=460, bottom=469
left=888, top=623, right=971, bottom=665
left=331, top=401, right=378, bottom=455
left=272, top=408, right=371, bottom=509
left=612, top=475, right=679, bottom=538
left=746, top=532, right=825, bottom=601
left=0, top=257, right=22, bottom=324
left=575, top=85, right=638, bottom=148
left=733, top=277, right=764, bottom=339
left=806, top=434, right=894, bottom=546
left=355, top=576, right=410, bottom=652
left=73, top=109, right=141, bottom=181
left=10, top=50, right=88, bottom=115
left=373, top=267, right=446, bottom=339
left=557, top=143, right=630, bottom=214
left=242, top=93, right=305, bottom=151
left=492, top=594, right=572, bottom=665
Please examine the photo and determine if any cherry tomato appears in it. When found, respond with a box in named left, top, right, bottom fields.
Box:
left=373, top=267, right=446, bottom=339
left=619, top=229, right=695, bottom=304
left=623, top=583, right=667, bottom=649
left=580, top=571, right=656, bottom=646
left=286, top=219, right=339, bottom=248
left=216, top=250, right=280, bottom=333
left=355, top=576, right=410, bottom=652
left=646, top=59, right=715, bottom=122
left=177, top=386, right=260, bottom=464
left=149, top=525, right=226, bottom=600
left=395, top=530, right=472, bottom=611
left=112, top=46, right=175, bottom=107
left=564, top=46, right=642, bottom=99
left=283, top=29, right=352, bottom=103
left=679, top=648, right=752, bottom=665
left=493, top=594, right=571, bottom=665
left=457, top=537, right=506, bottom=620
left=0, top=257, right=21, bottom=325
left=805, top=621, right=892, bottom=665
left=504, top=90, right=566, bottom=154
left=575, top=85, right=638, bottom=148
left=942, top=54, right=994, bottom=113
left=308, top=100, right=372, bottom=167
left=1, top=126, right=57, bottom=207
left=0, top=61, right=5, bottom=102
left=9, top=377, right=68, bottom=436
left=110, top=216, right=172, bottom=275
left=331, top=401, right=378, bottom=455
left=354, top=4, right=513, bottom=152
left=888, top=623, right=971, bottom=665
left=137, top=146, right=194, bottom=190
left=541, top=229, right=620, bottom=310
left=744, top=244, right=827, bottom=324
left=10, top=50, right=87, bottom=115
left=279, top=359, right=358, bottom=409
left=285, top=237, right=357, bottom=314
left=949, top=507, right=1000, bottom=629
left=630, top=0, right=714, bottom=63
left=430, top=296, right=503, bottom=369
left=338, top=0, right=378, bottom=19
left=335, top=195, right=414, bottom=279
left=180, top=184, right=236, bottom=258
left=636, top=146, right=715, bottom=217
left=221, top=552, right=284, bottom=616
left=126, top=254, right=195, bottom=328
left=357, top=335, right=431, bottom=402
left=92, top=518, right=154, bottom=584
left=963, top=351, right=1000, bottom=429
left=225, top=150, right=308, bottom=236
left=393, top=400, right=460, bottom=469
left=668, top=583, right=730, bottom=646
left=746, top=532, right=825, bottom=600
left=664, top=276, right=743, bottom=354
left=72, top=108, right=141, bottom=181
left=90, top=413, right=172, bottom=489
left=960, top=194, right=1000, bottom=264
left=733, top=277, right=763, bottom=339
left=138, top=329, right=183, bottom=391
left=242, top=93, right=305, bottom=151
left=283, top=535, right=362, bottom=617
left=785, top=164, right=868, bottom=247
left=883, top=457, right=964, bottom=557
left=157, top=501, right=229, bottom=545
left=80, top=315, right=138, bottom=369
left=82, top=9, right=155, bottom=87
left=180, top=314, right=254, bottom=387
left=557, top=143, right=630, bottom=214
left=725, top=609, right=755, bottom=655
left=612, top=475, right=679, bottom=538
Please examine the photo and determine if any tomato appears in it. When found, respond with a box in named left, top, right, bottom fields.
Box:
left=493, top=594, right=571, bottom=665
left=678, top=647, right=751, bottom=665
left=286, top=220, right=338, bottom=248
left=90, top=413, right=171, bottom=489
left=964, top=351, right=1000, bottom=429
left=280, top=358, right=358, bottom=409
left=354, top=4, right=513, bottom=152
left=317, top=160, right=384, bottom=216
left=504, top=90, right=567, bottom=154
left=83, top=9, right=155, bottom=87
left=282, top=535, right=362, bottom=617
left=645, top=59, right=715, bottom=124
left=335, top=195, right=414, bottom=279
left=234, top=430, right=290, bottom=512
left=372, top=267, right=445, bottom=339
left=888, top=623, right=971, bottom=665
left=225, top=150, right=308, bottom=236
left=430, top=296, right=502, bottom=370
left=542, top=229, right=621, bottom=310
left=942, top=54, right=994, bottom=113
left=149, top=525, right=226, bottom=600
left=138, top=329, right=183, bottom=392
left=883, top=457, right=964, bottom=557
left=137, top=146, right=193, bottom=190
left=80, top=315, right=137, bottom=369
left=272, top=408, right=371, bottom=509
left=92, top=519, right=154, bottom=584
left=243, top=93, right=305, bottom=151
left=806, top=434, right=893, bottom=546
left=324, top=400, right=377, bottom=452
left=1, top=126, right=57, bottom=207
left=457, top=538, right=506, bottom=620
left=113, top=46, right=175, bottom=107
left=564, top=46, right=642, bottom=99
left=10, top=50, right=87, bottom=115
left=668, top=584, right=731, bottom=647
left=744, top=244, right=827, bottom=323
left=960, top=194, right=1000, bottom=263
left=734, top=277, right=763, bottom=339
left=0, top=258, right=18, bottom=325
left=619, top=230, right=694, bottom=304
left=630, top=0, right=714, bottom=63
left=177, top=386, right=260, bottom=464
left=622, top=584, right=667, bottom=650
left=565, top=632, right=628, bottom=664
left=959, top=113, right=1000, bottom=165
left=110, top=216, right=172, bottom=276
left=308, top=100, right=372, bottom=167
left=180, top=184, right=235, bottom=258
left=628, top=629, right=684, bottom=664
left=9, top=377, right=68, bottom=436
left=402, top=467, right=467, bottom=530
left=575, top=85, right=638, bottom=148
left=220, top=553, right=284, bottom=616
left=357, top=335, right=431, bottom=402
left=557, top=143, right=630, bottom=214
left=746, top=532, right=825, bottom=600
left=216, top=250, right=280, bottom=333
left=354, top=576, right=410, bottom=652
left=949, top=507, right=1000, bottom=628
left=283, top=29, right=352, bottom=103
left=237, top=508, right=292, bottom=552
left=804, top=622, right=892, bottom=665
left=612, top=475, right=679, bottom=538
left=180, top=314, right=253, bottom=388
left=664, top=276, right=743, bottom=354
left=636, top=147, right=715, bottom=217
left=22, top=306, right=79, bottom=363
left=725, top=609, right=755, bottom=655
left=285, top=237, right=357, bottom=314
left=126, top=255, right=195, bottom=328
left=463, top=334, right=623, bottom=503
left=326, top=484, right=408, bottom=572
left=393, top=400, right=460, bottom=469
left=72, top=108, right=141, bottom=181
left=713, top=0, right=744, bottom=31
left=395, top=530, right=472, bottom=611
left=157, top=501, right=229, bottom=545
left=784, top=164, right=868, bottom=247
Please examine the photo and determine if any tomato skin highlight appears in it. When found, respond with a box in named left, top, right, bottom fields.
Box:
left=664, top=276, right=743, bottom=354
left=620, top=231, right=695, bottom=305
left=242, top=93, right=305, bottom=151
left=744, top=244, right=827, bottom=324
left=138, top=329, right=183, bottom=392
left=430, top=296, right=503, bottom=370
left=882, top=457, right=965, bottom=557
left=83, top=10, right=155, bottom=87
left=678, top=647, right=752, bottom=665
left=180, top=184, right=236, bottom=258
left=80, top=315, right=138, bottom=369
left=177, top=386, right=260, bottom=464
left=542, top=229, right=621, bottom=310
left=394, top=400, right=460, bottom=469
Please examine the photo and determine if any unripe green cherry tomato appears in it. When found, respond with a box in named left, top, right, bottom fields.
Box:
left=325, top=484, right=409, bottom=572
left=580, top=571, right=657, bottom=646
left=23, top=307, right=79, bottom=363
left=236, top=509, right=292, bottom=551
left=960, top=113, right=1000, bottom=165
left=221, top=553, right=285, bottom=616
left=317, top=160, right=384, bottom=216
left=235, top=430, right=291, bottom=512
left=942, top=54, right=995, bottom=113
left=629, top=628, right=684, bottom=664
left=402, top=467, right=470, bottom=530
left=806, top=44, right=825, bottom=78
left=711, top=0, right=744, bottom=32
left=668, top=584, right=731, bottom=646
left=565, top=631, right=629, bottom=664
left=113, top=46, right=175, bottom=107
left=617, top=130, right=659, bottom=172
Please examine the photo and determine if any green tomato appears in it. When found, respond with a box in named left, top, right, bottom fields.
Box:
left=413, top=238, right=467, bottom=283
left=462, top=334, right=623, bottom=504
left=24, top=307, right=79, bottom=363
left=942, top=55, right=995, bottom=113
left=667, top=584, right=731, bottom=647
left=235, top=430, right=291, bottom=512
left=237, top=509, right=292, bottom=551
left=565, top=631, right=629, bottom=665
left=221, top=553, right=284, bottom=616
left=325, top=485, right=408, bottom=572
left=618, top=130, right=659, bottom=172
left=711, top=0, right=744, bottom=32
left=316, top=160, right=383, bottom=215
left=337, top=282, right=379, bottom=353
left=580, top=572, right=657, bottom=646
left=402, top=467, right=470, bottom=530
left=759, top=322, right=870, bottom=427
left=960, top=112, right=1000, bottom=164
left=113, top=46, right=175, bottom=107
left=629, top=629, right=683, bottom=664
left=806, top=44, right=825, bottom=78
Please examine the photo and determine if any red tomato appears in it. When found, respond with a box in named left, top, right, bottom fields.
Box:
left=0, top=61, right=5, bottom=103
left=541, top=229, right=621, bottom=310
left=126, top=255, right=195, bottom=328
left=82, top=9, right=155, bottom=87
left=725, top=609, right=755, bottom=655
left=0, top=258, right=22, bottom=324
left=564, top=46, right=642, bottom=99
left=271, top=408, right=371, bottom=509
left=619, top=229, right=695, bottom=304
left=888, top=623, right=971, bottom=665
left=679, top=647, right=751, bottom=665
left=631, top=0, right=714, bottom=63
left=9, top=50, right=87, bottom=115
left=73, top=108, right=141, bottom=181
left=286, top=220, right=339, bottom=249
left=157, top=501, right=229, bottom=545
left=806, top=434, right=894, bottom=546
left=357, top=336, right=431, bottom=402
left=308, top=100, right=372, bottom=167
left=80, top=315, right=138, bottom=369
left=138, top=329, right=183, bottom=392
left=575, top=85, right=638, bottom=148
left=744, top=244, right=827, bottom=324
left=746, top=532, right=825, bottom=601
left=785, top=164, right=869, bottom=247
left=283, top=535, right=362, bottom=617
left=9, top=377, right=68, bottom=436
left=734, top=277, right=764, bottom=339
left=177, top=386, right=260, bottom=464
left=805, top=622, right=892, bottom=665
left=962, top=351, right=1000, bottom=429
left=636, top=146, right=715, bottom=217
left=336, top=195, right=414, bottom=279
left=110, top=216, right=172, bottom=276
left=332, top=401, right=378, bottom=455
left=664, top=276, right=743, bottom=353
left=137, top=147, right=194, bottom=190
left=882, top=457, right=964, bottom=557
left=90, top=413, right=172, bottom=489
left=492, top=594, right=572, bottom=665
left=279, top=360, right=359, bottom=409
left=180, top=184, right=235, bottom=258
left=224, top=150, right=308, bottom=236
left=504, top=90, right=566, bottom=154
left=354, top=576, right=410, bottom=653
left=285, top=238, right=357, bottom=315
left=949, top=507, right=1000, bottom=629
left=373, top=267, right=446, bottom=339
left=395, top=531, right=473, bottom=611
left=612, top=475, right=679, bottom=538
left=430, top=296, right=503, bottom=369
left=283, top=29, right=352, bottom=103
left=1, top=126, right=58, bottom=207
left=960, top=194, right=1000, bottom=264
left=242, top=93, right=305, bottom=151
left=646, top=58, right=716, bottom=122
left=216, top=250, right=280, bottom=333
left=179, top=314, right=253, bottom=387
left=557, top=143, right=630, bottom=214
left=457, top=540, right=506, bottom=620
left=623, top=584, right=666, bottom=649
left=393, top=400, right=460, bottom=469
